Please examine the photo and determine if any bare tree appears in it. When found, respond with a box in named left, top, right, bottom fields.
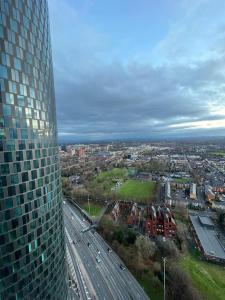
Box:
left=135, top=235, right=157, bottom=259
left=167, top=265, right=203, bottom=300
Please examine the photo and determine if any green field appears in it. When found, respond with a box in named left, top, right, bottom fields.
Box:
left=180, top=254, right=225, bottom=300
left=89, top=168, right=128, bottom=197
left=81, top=202, right=103, bottom=218
left=212, top=151, right=225, bottom=157
left=116, top=180, right=155, bottom=202
left=96, top=168, right=127, bottom=181
left=173, top=177, right=193, bottom=183
left=138, top=275, right=163, bottom=300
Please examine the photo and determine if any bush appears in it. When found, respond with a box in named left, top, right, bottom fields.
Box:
left=166, top=264, right=202, bottom=300
left=135, top=235, right=157, bottom=259
left=152, top=261, right=161, bottom=274
left=156, top=237, right=179, bottom=258
left=113, top=227, right=137, bottom=245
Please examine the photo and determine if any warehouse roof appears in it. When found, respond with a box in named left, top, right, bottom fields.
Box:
left=190, top=214, right=225, bottom=261
left=198, top=216, right=214, bottom=227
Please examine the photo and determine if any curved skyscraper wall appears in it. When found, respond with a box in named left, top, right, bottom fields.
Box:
left=0, top=1, right=67, bottom=299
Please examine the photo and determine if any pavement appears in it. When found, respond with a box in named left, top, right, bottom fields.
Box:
left=64, top=200, right=150, bottom=300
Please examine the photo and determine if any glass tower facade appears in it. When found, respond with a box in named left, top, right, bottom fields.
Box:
left=0, top=1, right=67, bottom=299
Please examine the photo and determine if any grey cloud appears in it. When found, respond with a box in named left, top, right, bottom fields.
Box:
left=54, top=57, right=225, bottom=140
left=48, top=0, right=225, bottom=141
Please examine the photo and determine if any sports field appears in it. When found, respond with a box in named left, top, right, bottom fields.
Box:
left=180, top=254, right=225, bottom=300
left=116, top=180, right=155, bottom=202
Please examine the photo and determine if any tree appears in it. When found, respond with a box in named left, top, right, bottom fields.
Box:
left=167, top=265, right=202, bottom=300
left=113, top=229, right=124, bottom=244
left=98, top=215, right=115, bottom=242
left=135, top=235, right=157, bottom=259
left=218, top=212, right=225, bottom=229
left=156, top=237, right=179, bottom=258
left=176, top=222, right=187, bottom=252
left=126, top=230, right=137, bottom=245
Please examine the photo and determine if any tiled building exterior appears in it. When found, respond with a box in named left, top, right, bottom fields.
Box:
left=0, top=1, right=67, bottom=299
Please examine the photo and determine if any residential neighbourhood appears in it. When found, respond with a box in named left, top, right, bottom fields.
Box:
left=61, top=139, right=225, bottom=300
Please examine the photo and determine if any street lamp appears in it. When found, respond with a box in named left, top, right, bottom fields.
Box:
left=162, top=257, right=166, bottom=300
left=88, top=194, right=91, bottom=215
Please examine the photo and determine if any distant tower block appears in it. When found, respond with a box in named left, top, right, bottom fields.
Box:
left=190, top=183, right=197, bottom=200
left=165, top=181, right=171, bottom=199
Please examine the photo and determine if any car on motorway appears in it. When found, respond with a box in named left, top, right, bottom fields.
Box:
left=119, top=264, right=126, bottom=270
left=72, top=240, right=76, bottom=245
left=87, top=242, right=91, bottom=247
left=107, top=248, right=112, bottom=253
left=96, top=256, right=101, bottom=263
left=97, top=249, right=100, bottom=254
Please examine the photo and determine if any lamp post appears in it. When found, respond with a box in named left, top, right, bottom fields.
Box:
left=88, top=194, right=91, bottom=215
left=163, top=257, right=166, bottom=300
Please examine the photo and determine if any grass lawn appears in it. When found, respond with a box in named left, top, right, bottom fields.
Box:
left=97, top=168, right=127, bottom=180
left=173, top=177, right=194, bottom=183
left=81, top=202, right=103, bottom=218
left=89, top=168, right=128, bottom=197
left=138, top=275, right=163, bottom=300
left=116, top=180, right=155, bottom=202
left=180, top=253, right=225, bottom=300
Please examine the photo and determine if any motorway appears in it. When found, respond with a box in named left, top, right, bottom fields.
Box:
left=64, top=200, right=150, bottom=300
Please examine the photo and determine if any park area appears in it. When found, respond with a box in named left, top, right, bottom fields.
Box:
left=116, top=180, right=156, bottom=203
left=87, top=168, right=156, bottom=202
left=80, top=202, right=103, bottom=218
left=180, top=253, right=225, bottom=300
left=87, top=168, right=128, bottom=197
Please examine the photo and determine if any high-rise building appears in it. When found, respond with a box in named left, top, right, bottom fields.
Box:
left=75, top=147, right=85, bottom=159
left=190, top=183, right=197, bottom=200
left=0, top=1, right=67, bottom=299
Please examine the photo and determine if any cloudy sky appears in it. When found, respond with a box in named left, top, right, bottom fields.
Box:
left=48, top=0, right=225, bottom=142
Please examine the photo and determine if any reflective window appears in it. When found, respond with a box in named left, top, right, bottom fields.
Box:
left=0, top=65, right=7, bottom=79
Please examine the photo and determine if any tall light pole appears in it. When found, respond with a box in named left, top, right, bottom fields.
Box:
left=88, top=194, right=91, bottom=215
left=163, top=257, right=166, bottom=300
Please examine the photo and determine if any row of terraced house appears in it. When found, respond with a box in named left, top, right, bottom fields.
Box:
left=111, top=201, right=176, bottom=237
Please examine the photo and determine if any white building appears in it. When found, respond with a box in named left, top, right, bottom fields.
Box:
left=165, top=181, right=171, bottom=199
left=190, top=183, right=197, bottom=200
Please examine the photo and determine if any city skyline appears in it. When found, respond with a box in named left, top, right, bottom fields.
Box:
left=49, top=0, right=225, bottom=142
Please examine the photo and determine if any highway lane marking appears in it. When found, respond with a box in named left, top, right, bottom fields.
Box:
left=65, top=204, right=133, bottom=299
left=65, top=202, right=149, bottom=299
left=66, top=220, right=114, bottom=300
left=65, top=228, right=94, bottom=300
left=67, top=213, right=128, bottom=299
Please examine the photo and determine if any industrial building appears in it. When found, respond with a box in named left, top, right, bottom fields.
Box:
left=189, top=214, right=225, bottom=264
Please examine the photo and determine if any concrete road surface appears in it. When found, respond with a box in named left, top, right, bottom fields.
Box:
left=64, top=200, right=150, bottom=300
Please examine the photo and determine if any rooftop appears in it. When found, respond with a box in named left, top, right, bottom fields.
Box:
left=198, top=216, right=214, bottom=227
left=190, top=214, right=225, bottom=261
